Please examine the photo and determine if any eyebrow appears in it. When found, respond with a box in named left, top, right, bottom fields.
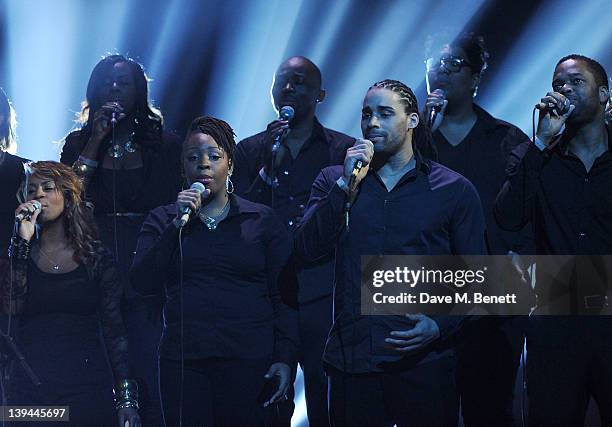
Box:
left=27, top=180, right=53, bottom=188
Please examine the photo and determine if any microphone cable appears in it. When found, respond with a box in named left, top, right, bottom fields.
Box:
left=177, top=226, right=185, bottom=427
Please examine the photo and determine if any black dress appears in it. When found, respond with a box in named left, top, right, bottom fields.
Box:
left=4, top=248, right=129, bottom=426
left=0, top=152, right=25, bottom=258
left=60, top=128, right=182, bottom=426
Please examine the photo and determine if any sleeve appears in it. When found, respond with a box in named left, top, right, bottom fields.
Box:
left=264, top=212, right=299, bottom=367
left=494, top=141, right=548, bottom=232
left=0, top=253, right=28, bottom=316
left=129, top=207, right=180, bottom=296
left=450, top=180, right=488, bottom=255
left=232, top=138, right=274, bottom=205
left=97, top=249, right=130, bottom=382
left=294, top=167, right=347, bottom=263
left=59, top=132, right=85, bottom=166
left=159, top=132, right=184, bottom=204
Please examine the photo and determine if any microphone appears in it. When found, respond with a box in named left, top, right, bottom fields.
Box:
left=427, top=89, right=446, bottom=128
left=178, top=182, right=206, bottom=227
left=348, top=160, right=363, bottom=191
left=535, top=97, right=571, bottom=116
left=15, top=201, right=42, bottom=222
left=271, top=106, right=295, bottom=153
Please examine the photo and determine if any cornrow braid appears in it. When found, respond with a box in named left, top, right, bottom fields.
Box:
left=187, top=116, right=237, bottom=164
left=370, top=79, right=419, bottom=114
left=368, top=79, right=437, bottom=160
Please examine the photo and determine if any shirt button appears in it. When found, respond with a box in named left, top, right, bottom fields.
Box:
left=579, top=232, right=586, bottom=238
left=288, top=220, right=294, bottom=226
left=283, top=170, right=289, bottom=175
left=298, top=204, right=305, bottom=210
left=289, top=196, right=294, bottom=201
left=584, top=177, right=589, bottom=183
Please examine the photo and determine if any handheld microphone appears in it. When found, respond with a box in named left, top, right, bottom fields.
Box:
left=427, top=89, right=446, bottom=128
left=15, top=201, right=42, bottom=222
left=348, top=160, right=363, bottom=190
left=535, top=97, right=571, bottom=116
left=271, top=105, right=295, bottom=153
left=178, top=182, right=206, bottom=227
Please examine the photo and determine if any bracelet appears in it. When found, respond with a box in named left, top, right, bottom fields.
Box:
left=73, top=156, right=98, bottom=178
left=113, top=379, right=139, bottom=411
left=8, top=236, right=31, bottom=260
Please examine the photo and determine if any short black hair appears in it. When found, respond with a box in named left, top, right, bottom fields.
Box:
left=426, top=31, right=489, bottom=75
left=186, top=116, right=236, bottom=164
left=556, top=54, right=609, bottom=90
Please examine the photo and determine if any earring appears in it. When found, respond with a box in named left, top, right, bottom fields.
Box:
left=226, top=175, right=234, bottom=194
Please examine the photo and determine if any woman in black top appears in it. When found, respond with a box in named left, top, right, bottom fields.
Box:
left=59, top=54, right=181, bottom=425
left=2, top=161, right=139, bottom=426
left=130, top=116, right=298, bottom=427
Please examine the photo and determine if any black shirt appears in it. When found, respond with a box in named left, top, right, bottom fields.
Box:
left=434, top=105, right=532, bottom=255
left=0, top=152, right=25, bottom=257
left=233, top=118, right=354, bottom=303
left=295, top=154, right=487, bottom=373
left=494, top=128, right=612, bottom=255
left=130, top=195, right=299, bottom=366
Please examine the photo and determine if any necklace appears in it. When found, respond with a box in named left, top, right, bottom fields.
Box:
left=108, top=131, right=137, bottom=158
left=38, top=247, right=61, bottom=271
left=198, top=201, right=230, bottom=230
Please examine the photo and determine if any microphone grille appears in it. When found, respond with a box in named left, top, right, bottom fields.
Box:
left=190, top=182, right=206, bottom=193
left=279, top=105, right=295, bottom=121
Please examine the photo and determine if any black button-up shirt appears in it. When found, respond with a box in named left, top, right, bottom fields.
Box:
left=295, top=154, right=487, bottom=373
left=494, top=128, right=612, bottom=255
left=130, top=195, right=299, bottom=366
left=233, top=118, right=354, bottom=303
left=434, top=105, right=533, bottom=255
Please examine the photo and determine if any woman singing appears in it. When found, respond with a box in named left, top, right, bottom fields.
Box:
left=1, top=161, right=139, bottom=426
left=130, top=116, right=298, bottom=426
left=60, top=54, right=182, bottom=424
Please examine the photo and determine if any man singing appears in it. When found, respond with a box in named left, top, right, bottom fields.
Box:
left=495, top=54, right=612, bottom=426
left=296, top=79, right=486, bottom=426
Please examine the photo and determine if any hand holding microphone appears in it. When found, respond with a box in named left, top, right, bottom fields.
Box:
left=264, top=105, right=295, bottom=174
left=535, top=92, right=575, bottom=145
left=342, top=138, right=374, bottom=192
left=15, top=200, right=42, bottom=241
left=425, top=89, right=447, bottom=131
left=176, top=182, right=209, bottom=227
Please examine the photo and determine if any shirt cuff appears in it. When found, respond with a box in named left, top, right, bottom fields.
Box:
left=534, top=124, right=565, bottom=151
left=259, top=167, right=279, bottom=188
left=336, top=176, right=350, bottom=194
left=533, top=137, right=548, bottom=152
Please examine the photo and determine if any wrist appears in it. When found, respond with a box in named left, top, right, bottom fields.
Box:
left=114, top=379, right=139, bottom=411
left=336, top=176, right=350, bottom=194
left=8, top=235, right=32, bottom=260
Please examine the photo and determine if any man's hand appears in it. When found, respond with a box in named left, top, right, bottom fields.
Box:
left=262, top=362, right=291, bottom=407
left=263, top=119, right=290, bottom=175
left=339, top=138, right=373, bottom=191
left=536, top=92, right=575, bottom=145
left=385, top=314, right=440, bottom=353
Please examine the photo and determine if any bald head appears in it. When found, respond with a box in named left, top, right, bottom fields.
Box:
left=271, top=56, right=326, bottom=124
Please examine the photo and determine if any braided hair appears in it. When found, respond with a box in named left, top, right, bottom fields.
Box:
left=186, top=116, right=237, bottom=166
left=368, top=79, right=437, bottom=160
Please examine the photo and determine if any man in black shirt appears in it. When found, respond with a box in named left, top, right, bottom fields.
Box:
left=424, top=33, right=531, bottom=426
left=296, top=79, right=486, bottom=426
left=495, top=54, right=612, bottom=426
left=233, top=56, right=353, bottom=426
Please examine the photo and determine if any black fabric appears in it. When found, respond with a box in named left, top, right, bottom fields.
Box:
left=433, top=105, right=528, bottom=426
left=526, top=316, right=612, bottom=427
left=295, top=155, right=487, bottom=374
left=130, top=195, right=298, bottom=366
left=60, top=129, right=181, bottom=426
left=0, top=152, right=25, bottom=258
left=327, top=356, right=458, bottom=427
left=494, top=128, right=612, bottom=255
left=159, top=357, right=285, bottom=427
left=433, top=104, right=533, bottom=255
left=5, top=253, right=126, bottom=426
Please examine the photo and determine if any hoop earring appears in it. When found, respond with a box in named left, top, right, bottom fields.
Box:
left=226, top=175, right=234, bottom=194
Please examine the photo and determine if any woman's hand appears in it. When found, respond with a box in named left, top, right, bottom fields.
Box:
left=14, top=201, right=41, bottom=241
left=117, top=407, right=140, bottom=427
left=262, top=362, right=291, bottom=407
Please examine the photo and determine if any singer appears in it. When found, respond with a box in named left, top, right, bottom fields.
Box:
left=130, top=116, right=298, bottom=426
left=424, top=32, right=532, bottom=427
left=295, top=79, right=486, bottom=426
left=59, top=54, right=182, bottom=425
left=495, top=54, right=612, bottom=426
left=233, top=56, right=353, bottom=426
left=0, top=161, right=140, bottom=427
